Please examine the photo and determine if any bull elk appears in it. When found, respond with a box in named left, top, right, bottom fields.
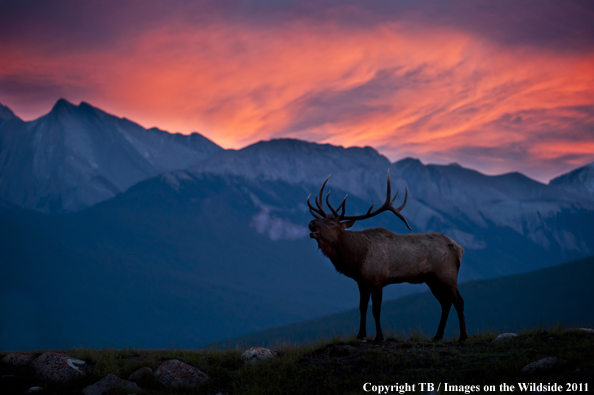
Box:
left=307, top=170, right=468, bottom=343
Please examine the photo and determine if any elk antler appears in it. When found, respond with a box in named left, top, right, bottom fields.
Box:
left=325, top=170, right=413, bottom=231
left=307, top=175, right=331, bottom=219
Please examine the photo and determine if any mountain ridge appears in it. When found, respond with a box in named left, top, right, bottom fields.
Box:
left=0, top=99, right=223, bottom=213
left=1, top=99, right=592, bottom=214
left=191, top=138, right=392, bottom=200
left=550, top=162, right=594, bottom=198
left=0, top=102, right=19, bottom=122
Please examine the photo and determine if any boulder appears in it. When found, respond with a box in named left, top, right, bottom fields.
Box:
left=32, top=352, right=86, bottom=383
left=241, top=347, right=276, bottom=364
left=491, top=333, right=518, bottom=343
left=127, top=366, right=153, bottom=382
left=2, top=353, right=35, bottom=366
left=82, top=374, right=139, bottom=395
left=154, top=359, right=208, bottom=388
left=521, top=357, right=566, bottom=375
left=564, top=328, right=594, bottom=335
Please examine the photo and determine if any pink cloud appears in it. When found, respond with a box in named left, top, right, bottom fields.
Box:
left=1, top=1, right=593, bottom=182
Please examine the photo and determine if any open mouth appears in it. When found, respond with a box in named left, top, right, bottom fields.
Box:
left=309, top=231, right=319, bottom=238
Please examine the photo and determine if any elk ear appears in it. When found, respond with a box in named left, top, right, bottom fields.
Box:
left=341, top=220, right=356, bottom=229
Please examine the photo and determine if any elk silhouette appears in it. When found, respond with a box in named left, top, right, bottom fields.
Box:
left=307, top=170, right=468, bottom=343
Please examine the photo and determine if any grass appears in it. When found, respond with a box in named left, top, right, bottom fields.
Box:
left=1, top=326, right=593, bottom=394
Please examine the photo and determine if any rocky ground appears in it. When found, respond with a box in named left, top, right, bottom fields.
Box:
left=1, top=327, right=593, bottom=394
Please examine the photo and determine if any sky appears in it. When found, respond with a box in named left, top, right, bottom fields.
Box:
left=1, top=0, right=593, bottom=183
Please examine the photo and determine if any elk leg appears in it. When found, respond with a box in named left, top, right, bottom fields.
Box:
left=371, top=287, right=384, bottom=343
left=357, top=283, right=371, bottom=340
left=433, top=298, right=452, bottom=341
left=453, top=289, right=469, bottom=343
left=427, top=281, right=452, bottom=341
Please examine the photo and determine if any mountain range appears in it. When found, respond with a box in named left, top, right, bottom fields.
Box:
left=1, top=99, right=593, bottom=351
left=0, top=99, right=221, bottom=213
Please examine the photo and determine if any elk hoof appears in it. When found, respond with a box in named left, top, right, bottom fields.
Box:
left=356, top=333, right=366, bottom=340
left=458, top=334, right=469, bottom=343
left=431, top=336, right=443, bottom=342
left=373, top=337, right=384, bottom=344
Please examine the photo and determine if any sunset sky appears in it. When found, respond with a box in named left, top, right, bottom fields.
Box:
left=1, top=0, right=593, bottom=182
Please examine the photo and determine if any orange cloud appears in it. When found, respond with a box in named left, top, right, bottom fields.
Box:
left=1, top=12, right=593, bottom=182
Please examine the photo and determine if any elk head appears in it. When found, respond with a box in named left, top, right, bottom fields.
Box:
left=307, top=170, right=412, bottom=249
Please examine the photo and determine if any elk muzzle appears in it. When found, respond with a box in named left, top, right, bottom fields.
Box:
left=309, top=220, right=319, bottom=239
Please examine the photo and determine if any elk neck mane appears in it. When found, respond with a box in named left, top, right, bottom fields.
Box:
left=319, top=229, right=371, bottom=276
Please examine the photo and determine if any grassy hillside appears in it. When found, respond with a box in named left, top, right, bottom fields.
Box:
left=1, top=327, right=593, bottom=394
left=212, top=256, right=594, bottom=348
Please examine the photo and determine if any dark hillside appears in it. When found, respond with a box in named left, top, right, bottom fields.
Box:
left=1, top=176, right=397, bottom=350
left=213, top=256, right=594, bottom=348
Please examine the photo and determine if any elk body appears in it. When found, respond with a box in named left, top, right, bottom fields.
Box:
left=307, top=171, right=468, bottom=343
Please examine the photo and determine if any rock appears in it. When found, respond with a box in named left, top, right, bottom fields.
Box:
left=127, top=366, right=153, bottom=382
left=564, top=328, right=594, bottom=335
left=154, top=359, right=208, bottom=388
left=241, top=347, right=276, bottom=364
left=32, top=352, right=86, bottom=383
left=25, top=387, right=44, bottom=394
left=491, top=333, right=518, bottom=343
left=2, top=353, right=35, bottom=366
left=82, top=374, right=139, bottom=395
left=521, top=357, right=566, bottom=375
